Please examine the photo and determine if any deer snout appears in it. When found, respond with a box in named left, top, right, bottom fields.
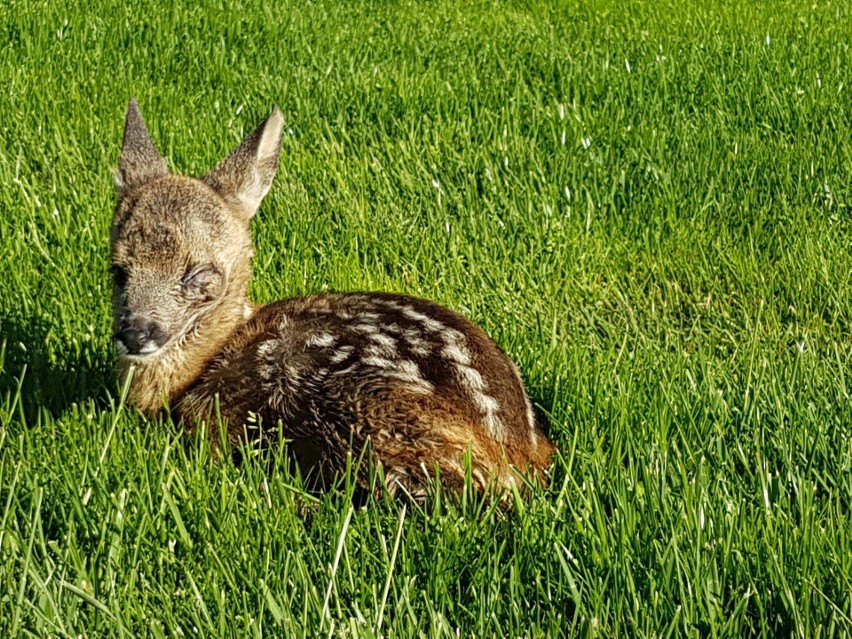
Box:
left=116, top=318, right=167, bottom=356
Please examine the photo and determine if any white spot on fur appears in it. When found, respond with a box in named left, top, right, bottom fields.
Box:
left=397, top=359, right=423, bottom=382
left=356, top=348, right=435, bottom=394
left=411, top=343, right=431, bottom=357
left=529, top=425, right=539, bottom=448
left=473, top=393, right=499, bottom=413
left=369, top=332, right=397, bottom=348
left=369, top=333, right=396, bottom=346
left=332, top=363, right=359, bottom=377
left=305, top=332, right=336, bottom=348
left=443, top=327, right=466, bottom=344
left=363, top=355, right=395, bottom=369
left=379, top=299, right=404, bottom=311
left=402, top=306, right=446, bottom=333
left=329, top=345, right=355, bottom=364
left=479, top=397, right=505, bottom=439
left=401, top=381, right=433, bottom=395
left=472, top=468, right=489, bottom=491
left=456, top=364, right=485, bottom=391
left=285, top=364, right=302, bottom=384
left=365, top=340, right=397, bottom=359
left=442, top=343, right=471, bottom=365
left=453, top=363, right=505, bottom=440
left=337, top=310, right=354, bottom=320
left=403, top=329, right=431, bottom=357
left=358, top=311, right=381, bottom=322
left=257, top=341, right=277, bottom=358
left=352, top=323, right=378, bottom=334
left=390, top=360, right=433, bottom=392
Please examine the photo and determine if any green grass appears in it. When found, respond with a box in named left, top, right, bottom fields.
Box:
left=1, top=0, right=852, bottom=635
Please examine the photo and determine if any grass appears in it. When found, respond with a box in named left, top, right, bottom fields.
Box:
left=1, top=0, right=852, bottom=635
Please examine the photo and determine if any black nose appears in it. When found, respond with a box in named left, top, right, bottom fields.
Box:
left=116, top=319, right=166, bottom=354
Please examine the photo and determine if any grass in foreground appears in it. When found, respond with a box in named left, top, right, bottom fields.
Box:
left=1, top=0, right=852, bottom=635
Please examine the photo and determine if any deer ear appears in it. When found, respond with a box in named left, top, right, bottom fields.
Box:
left=116, top=98, right=169, bottom=195
left=204, top=107, right=284, bottom=220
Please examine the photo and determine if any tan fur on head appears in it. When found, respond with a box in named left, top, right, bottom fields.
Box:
left=111, top=101, right=283, bottom=410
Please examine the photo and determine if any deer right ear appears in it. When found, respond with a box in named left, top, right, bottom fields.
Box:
left=203, top=107, right=284, bottom=221
left=116, top=98, right=169, bottom=196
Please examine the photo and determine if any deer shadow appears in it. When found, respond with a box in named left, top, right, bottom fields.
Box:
left=0, top=313, right=114, bottom=423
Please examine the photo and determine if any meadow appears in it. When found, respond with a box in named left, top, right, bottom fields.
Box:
left=1, top=0, right=851, bottom=635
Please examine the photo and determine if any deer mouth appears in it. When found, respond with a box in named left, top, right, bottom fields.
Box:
left=114, top=337, right=166, bottom=361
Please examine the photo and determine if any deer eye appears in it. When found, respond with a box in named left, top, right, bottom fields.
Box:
left=181, top=264, right=222, bottom=298
left=110, top=265, right=129, bottom=288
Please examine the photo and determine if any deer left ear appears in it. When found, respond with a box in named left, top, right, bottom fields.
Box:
left=117, top=98, right=169, bottom=195
left=204, top=106, right=284, bottom=220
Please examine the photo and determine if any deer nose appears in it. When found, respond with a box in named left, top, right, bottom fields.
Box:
left=116, top=319, right=167, bottom=355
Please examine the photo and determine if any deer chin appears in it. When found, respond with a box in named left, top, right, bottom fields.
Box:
left=115, top=338, right=167, bottom=362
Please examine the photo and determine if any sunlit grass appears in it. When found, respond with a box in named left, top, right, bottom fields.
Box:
left=1, top=0, right=851, bottom=635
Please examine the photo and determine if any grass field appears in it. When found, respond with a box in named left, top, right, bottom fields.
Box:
left=1, top=0, right=852, bottom=635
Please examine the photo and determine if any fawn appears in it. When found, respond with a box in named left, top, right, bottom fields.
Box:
left=111, top=99, right=555, bottom=497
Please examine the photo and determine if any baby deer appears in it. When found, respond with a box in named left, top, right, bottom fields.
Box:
left=111, top=99, right=554, bottom=497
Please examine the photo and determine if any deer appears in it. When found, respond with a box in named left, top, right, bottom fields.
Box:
left=110, top=99, right=555, bottom=498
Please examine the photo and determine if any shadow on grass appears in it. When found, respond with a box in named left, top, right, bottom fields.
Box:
left=0, top=313, right=113, bottom=421
left=527, top=380, right=560, bottom=436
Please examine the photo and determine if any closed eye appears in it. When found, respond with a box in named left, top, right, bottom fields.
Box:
left=181, top=263, right=222, bottom=296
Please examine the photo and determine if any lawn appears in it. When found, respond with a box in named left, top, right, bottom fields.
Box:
left=1, top=0, right=851, bottom=635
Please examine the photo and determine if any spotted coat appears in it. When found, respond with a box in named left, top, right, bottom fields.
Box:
left=176, top=293, right=554, bottom=495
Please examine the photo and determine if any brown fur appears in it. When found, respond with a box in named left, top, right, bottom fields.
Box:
left=111, top=99, right=555, bottom=497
